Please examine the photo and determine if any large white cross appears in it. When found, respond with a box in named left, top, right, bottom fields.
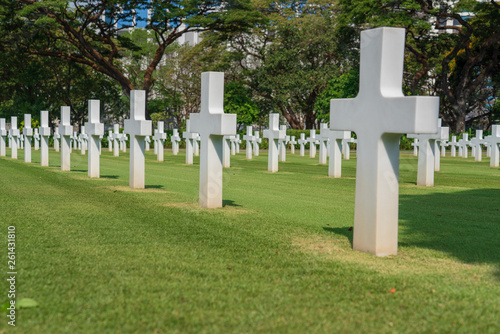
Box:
left=58, top=107, right=73, bottom=171
left=23, top=114, right=33, bottom=163
left=0, top=118, right=6, bottom=157
left=484, top=125, right=500, bottom=167
left=330, top=27, right=439, bottom=256
left=263, top=113, right=286, bottom=172
left=85, top=100, right=104, bottom=178
left=153, top=121, right=167, bottom=162
left=242, top=126, right=253, bottom=159
left=9, top=117, right=20, bottom=159
left=190, top=72, right=237, bottom=208
left=40, top=110, right=51, bottom=167
left=124, top=90, right=152, bottom=188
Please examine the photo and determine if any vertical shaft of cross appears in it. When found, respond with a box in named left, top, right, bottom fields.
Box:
left=59, top=107, right=72, bottom=171
left=40, top=110, right=51, bottom=167
left=0, top=119, right=6, bottom=157
left=24, top=114, right=32, bottom=163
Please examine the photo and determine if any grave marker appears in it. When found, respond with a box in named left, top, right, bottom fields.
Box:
left=53, top=128, right=60, bottom=152
left=58, top=107, right=73, bottom=171
left=0, top=119, right=6, bottom=156
left=252, top=131, right=261, bottom=157
left=124, top=90, right=152, bottom=188
left=318, top=123, right=329, bottom=165
left=330, top=27, right=438, bottom=256
left=278, top=125, right=288, bottom=162
left=458, top=133, right=470, bottom=158
left=307, top=130, right=318, bottom=158
left=223, top=135, right=235, bottom=168
left=171, top=129, right=181, bottom=155
left=289, top=136, right=297, bottom=154
left=470, top=130, right=484, bottom=162
left=107, top=130, right=113, bottom=152
left=326, top=127, right=350, bottom=178
left=449, top=136, right=458, bottom=157
left=85, top=100, right=104, bottom=178
left=411, top=138, right=419, bottom=156
left=298, top=133, right=307, bottom=156
left=9, top=117, right=20, bottom=159
left=183, top=119, right=198, bottom=165
left=263, top=113, right=286, bottom=172
left=40, top=110, right=51, bottom=166
left=153, top=121, right=167, bottom=162
left=484, top=125, right=500, bottom=167
left=23, top=114, right=33, bottom=163
left=112, top=124, right=120, bottom=156
left=190, top=72, right=237, bottom=208
left=243, top=126, right=253, bottom=159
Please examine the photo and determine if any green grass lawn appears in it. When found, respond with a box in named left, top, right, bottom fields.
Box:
left=0, top=147, right=499, bottom=333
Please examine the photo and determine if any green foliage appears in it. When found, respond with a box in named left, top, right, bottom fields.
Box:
left=224, top=81, right=261, bottom=130
left=315, top=68, right=360, bottom=122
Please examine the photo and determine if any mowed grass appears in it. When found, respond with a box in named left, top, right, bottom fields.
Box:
left=0, top=146, right=499, bottom=333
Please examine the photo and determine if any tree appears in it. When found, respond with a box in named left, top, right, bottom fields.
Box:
left=338, top=0, right=500, bottom=133
left=3, top=0, right=263, bottom=118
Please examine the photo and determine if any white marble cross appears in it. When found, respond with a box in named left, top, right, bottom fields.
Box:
left=53, top=128, right=60, bottom=152
left=289, top=136, right=297, bottom=154
left=23, top=114, right=33, bottom=163
left=112, top=124, right=120, bottom=156
left=85, top=100, right=104, bottom=178
left=58, top=107, right=73, bottom=171
left=252, top=131, right=261, bottom=157
left=153, top=121, right=167, bottom=162
left=408, top=119, right=448, bottom=186
left=183, top=119, right=198, bottom=165
left=107, top=130, right=113, bottom=152
left=40, top=110, right=51, bottom=167
left=298, top=133, right=307, bottom=156
left=223, top=135, right=235, bottom=168
left=190, top=72, right=237, bottom=208
left=124, top=90, right=152, bottom=188
left=235, top=134, right=241, bottom=153
left=458, top=133, right=470, bottom=158
left=80, top=126, right=87, bottom=155
left=9, top=117, right=20, bottom=159
left=145, top=135, right=151, bottom=151
left=242, top=126, right=253, bottom=159
left=278, top=125, right=288, bottom=162
left=171, top=129, right=181, bottom=155
left=448, top=136, right=458, bottom=157
left=33, top=128, right=40, bottom=151
left=318, top=123, right=329, bottom=165
left=342, top=137, right=356, bottom=160
left=484, top=125, right=500, bottom=167
left=411, top=138, right=419, bottom=156
left=307, top=130, right=318, bottom=158
left=263, top=113, right=286, bottom=172
left=325, top=126, right=350, bottom=178
left=470, top=130, right=484, bottom=162
left=120, top=133, right=128, bottom=152
left=229, top=136, right=237, bottom=155
left=439, top=139, right=448, bottom=157
left=330, top=27, right=439, bottom=256
left=0, top=118, right=6, bottom=157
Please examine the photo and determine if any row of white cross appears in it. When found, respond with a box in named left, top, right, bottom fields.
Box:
left=2, top=27, right=499, bottom=257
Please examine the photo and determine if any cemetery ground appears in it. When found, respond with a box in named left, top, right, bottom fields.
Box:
left=0, top=148, right=499, bottom=333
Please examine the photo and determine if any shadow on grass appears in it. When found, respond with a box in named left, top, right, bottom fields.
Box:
left=146, top=184, right=164, bottom=189
left=101, top=175, right=119, bottom=179
left=323, top=227, right=353, bottom=247
left=223, top=199, right=242, bottom=207
left=399, top=188, right=500, bottom=280
left=325, top=188, right=500, bottom=281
